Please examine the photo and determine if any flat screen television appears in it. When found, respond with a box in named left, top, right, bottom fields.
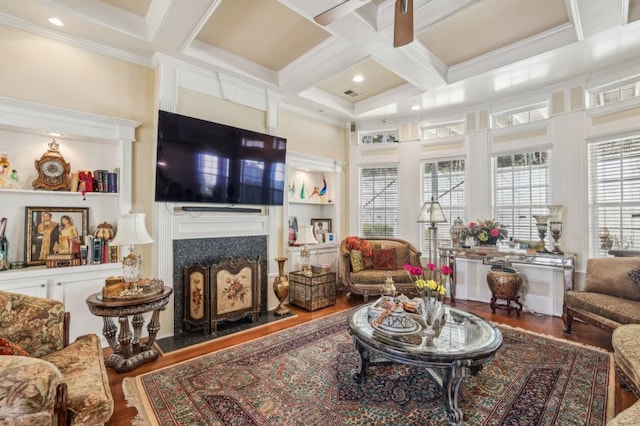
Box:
left=155, top=110, right=287, bottom=206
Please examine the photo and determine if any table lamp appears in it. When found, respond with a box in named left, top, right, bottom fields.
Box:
left=417, top=197, right=447, bottom=265
left=295, top=225, right=318, bottom=274
left=110, top=213, right=154, bottom=290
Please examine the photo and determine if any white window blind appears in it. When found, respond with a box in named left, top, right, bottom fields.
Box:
left=588, top=138, right=640, bottom=257
left=493, top=151, right=551, bottom=242
left=422, top=159, right=466, bottom=251
left=360, top=166, right=399, bottom=237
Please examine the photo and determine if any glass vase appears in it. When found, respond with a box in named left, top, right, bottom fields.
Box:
left=420, top=298, right=444, bottom=336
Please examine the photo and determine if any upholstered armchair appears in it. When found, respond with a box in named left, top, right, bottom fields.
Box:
left=0, top=291, right=113, bottom=425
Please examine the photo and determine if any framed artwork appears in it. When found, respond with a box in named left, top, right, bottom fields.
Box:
left=25, top=206, right=89, bottom=266
left=311, top=218, right=331, bottom=243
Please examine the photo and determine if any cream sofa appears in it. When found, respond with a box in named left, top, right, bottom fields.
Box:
left=0, top=291, right=113, bottom=425
left=339, top=236, right=422, bottom=302
left=562, top=257, right=640, bottom=334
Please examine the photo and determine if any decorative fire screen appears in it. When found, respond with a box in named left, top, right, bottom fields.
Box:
left=184, top=256, right=261, bottom=334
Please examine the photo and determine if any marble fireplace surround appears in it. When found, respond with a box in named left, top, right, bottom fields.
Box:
left=152, top=205, right=281, bottom=341
left=172, top=235, right=268, bottom=335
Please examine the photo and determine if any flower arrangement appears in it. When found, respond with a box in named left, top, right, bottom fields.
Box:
left=403, top=262, right=450, bottom=302
left=461, top=219, right=507, bottom=243
left=223, top=273, right=249, bottom=307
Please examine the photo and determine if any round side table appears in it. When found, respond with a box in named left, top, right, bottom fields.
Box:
left=86, top=286, right=172, bottom=373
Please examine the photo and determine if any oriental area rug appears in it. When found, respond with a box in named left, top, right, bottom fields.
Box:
left=123, top=309, right=614, bottom=426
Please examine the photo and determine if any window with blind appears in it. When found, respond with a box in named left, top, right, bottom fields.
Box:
left=360, top=166, right=399, bottom=237
left=493, top=151, right=551, bottom=242
left=422, top=159, right=466, bottom=251
left=587, top=138, right=640, bottom=257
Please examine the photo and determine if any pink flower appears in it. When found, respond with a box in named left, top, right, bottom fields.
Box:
left=441, top=264, right=452, bottom=276
left=490, top=228, right=500, bottom=237
left=427, top=263, right=436, bottom=271
left=403, top=263, right=412, bottom=272
left=410, top=266, right=423, bottom=275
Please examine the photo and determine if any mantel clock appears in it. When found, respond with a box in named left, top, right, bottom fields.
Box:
left=32, top=139, right=71, bottom=191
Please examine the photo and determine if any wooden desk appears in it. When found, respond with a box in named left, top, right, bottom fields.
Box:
left=86, top=285, right=172, bottom=372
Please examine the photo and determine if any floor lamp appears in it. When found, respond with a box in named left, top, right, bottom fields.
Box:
left=417, top=197, right=447, bottom=266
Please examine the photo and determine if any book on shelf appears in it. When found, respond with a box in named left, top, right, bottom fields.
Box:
left=107, top=172, right=118, bottom=193
left=93, top=169, right=109, bottom=192
left=79, top=245, right=88, bottom=265
left=84, top=235, right=94, bottom=264
left=92, top=238, right=103, bottom=265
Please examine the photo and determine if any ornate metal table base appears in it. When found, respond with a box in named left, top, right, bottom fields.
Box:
left=352, top=339, right=483, bottom=425
left=87, top=286, right=172, bottom=373
left=102, top=308, right=164, bottom=372
left=348, top=304, right=502, bottom=426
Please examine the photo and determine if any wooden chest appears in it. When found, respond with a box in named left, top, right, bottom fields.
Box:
left=289, top=271, right=336, bottom=311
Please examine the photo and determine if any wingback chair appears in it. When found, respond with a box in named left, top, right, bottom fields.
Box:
left=0, top=291, right=113, bottom=425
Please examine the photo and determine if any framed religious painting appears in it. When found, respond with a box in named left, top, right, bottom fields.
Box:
left=25, top=206, right=88, bottom=266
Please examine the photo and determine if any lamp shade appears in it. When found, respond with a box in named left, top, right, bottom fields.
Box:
left=294, top=225, right=318, bottom=245
left=110, top=213, right=154, bottom=246
left=417, top=199, right=447, bottom=224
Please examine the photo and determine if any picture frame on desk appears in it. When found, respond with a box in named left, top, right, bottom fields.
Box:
left=25, top=206, right=89, bottom=266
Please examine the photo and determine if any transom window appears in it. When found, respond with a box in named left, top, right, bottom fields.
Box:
left=360, top=166, right=399, bottom=237
left=493, top=103, right=549, bottom=129
left=587, top=137, right=640, bottom=257
left=422, top=121, right=465, bottom=140
left=422, top=159, right=466, bottom=251
left=592, top=81, right=640, bottom=107
left=493, top=151, right=551, bottom=242
left=360, top=130, right=398, bottom=145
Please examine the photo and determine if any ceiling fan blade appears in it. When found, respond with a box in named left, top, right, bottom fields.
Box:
left=314, top=0, right=371, bottom=26
left=393, top=0, right=413, bottom=47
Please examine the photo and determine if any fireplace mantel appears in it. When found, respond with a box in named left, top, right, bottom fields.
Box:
left=152, top=203, right=279, bottom=338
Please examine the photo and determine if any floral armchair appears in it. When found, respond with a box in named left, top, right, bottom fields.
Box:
left=0, top=291, right=113, bottom=425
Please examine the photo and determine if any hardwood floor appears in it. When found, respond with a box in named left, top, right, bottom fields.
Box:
left=105, top=293, right=636, bottom=425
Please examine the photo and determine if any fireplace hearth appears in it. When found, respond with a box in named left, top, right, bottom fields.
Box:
left=172, top=235, right=268, bottom=335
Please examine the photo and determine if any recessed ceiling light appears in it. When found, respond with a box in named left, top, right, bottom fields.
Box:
left=48, top=17, right=64, bottom=27
left=411, top=105, right=421, bottom=111
left=352, top=74, right=364, bottom=83
left=47, top=132, right=63, bottom=137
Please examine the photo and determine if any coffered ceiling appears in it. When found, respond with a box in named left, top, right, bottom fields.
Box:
left=2, top=0, right=640, bottom=123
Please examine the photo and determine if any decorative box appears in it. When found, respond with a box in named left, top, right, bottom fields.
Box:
left=311, top=263, right=332, bottom=274
left=289, top=270, right=336, bottom=311
left=46, top=253, right=80, bottom=268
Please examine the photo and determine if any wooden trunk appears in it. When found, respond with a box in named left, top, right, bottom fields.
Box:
left=289, top=271, right=336, bottom=311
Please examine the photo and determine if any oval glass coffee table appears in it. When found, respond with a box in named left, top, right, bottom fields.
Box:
left=348, top=303, right=503, bottom=425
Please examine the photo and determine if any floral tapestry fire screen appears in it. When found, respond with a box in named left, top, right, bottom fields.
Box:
left=183, top=256, right=261, bottom=335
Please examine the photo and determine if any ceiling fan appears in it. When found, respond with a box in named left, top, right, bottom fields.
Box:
left=314, top=0, right=414, bottom=47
